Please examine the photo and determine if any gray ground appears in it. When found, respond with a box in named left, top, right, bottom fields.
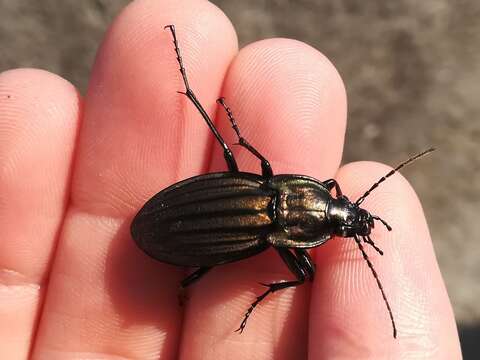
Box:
left=1, top=0, right=478, bottom=357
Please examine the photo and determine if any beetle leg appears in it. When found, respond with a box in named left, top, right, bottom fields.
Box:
left=323, top=178, right=343, bottom=197
left=236, top=248, right=306, bottom=333
left=294, top=249, right=316, bottom=281
left=164, top=25, right=239, bottom=172
left=181, top=266, right=212, bottom=288
left=217, top=97, right=273, bottom=179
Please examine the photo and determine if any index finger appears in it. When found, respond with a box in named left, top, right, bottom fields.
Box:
left=309, top=161, right=461, bottom=359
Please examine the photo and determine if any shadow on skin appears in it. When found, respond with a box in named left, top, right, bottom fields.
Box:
left=106, top=219, right=312, bottom=357
left=104, top=218, right=184, bottom=358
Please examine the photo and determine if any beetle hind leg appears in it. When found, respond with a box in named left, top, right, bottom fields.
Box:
left=236, top=248, right=307, bottom=333
left=236, top=279, right=304, bottom=333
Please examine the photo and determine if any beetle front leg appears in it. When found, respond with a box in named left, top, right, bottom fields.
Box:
left=236, top=248, right=306, bottom=333
left=324, top=178, right=343, bottom=197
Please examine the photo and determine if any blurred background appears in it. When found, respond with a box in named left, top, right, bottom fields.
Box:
left=1, top=0, right=478, bottom=356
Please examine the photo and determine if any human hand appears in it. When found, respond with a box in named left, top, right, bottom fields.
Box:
left=0, top=0, right=461, bottom=358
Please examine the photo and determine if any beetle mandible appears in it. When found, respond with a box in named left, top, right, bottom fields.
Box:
left=131, top=25, right=434, bottom=338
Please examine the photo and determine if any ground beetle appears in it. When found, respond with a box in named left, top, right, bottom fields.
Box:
left=131, top=25, right=434, bottom=338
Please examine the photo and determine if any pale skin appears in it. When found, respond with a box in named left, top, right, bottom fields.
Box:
left=0, top=0, right=462, bottom=359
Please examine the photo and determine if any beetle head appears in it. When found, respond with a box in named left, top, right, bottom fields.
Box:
left=328, top=196, right=381, bottom=237
left=330, top=148, right=436, bottom=238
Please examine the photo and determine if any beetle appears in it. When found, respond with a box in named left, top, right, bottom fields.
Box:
left=131, top=24, right=434, bottom=338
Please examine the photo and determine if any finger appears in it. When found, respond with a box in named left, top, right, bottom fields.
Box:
left=32, top=1, right=238, bottom=359
left=309, top=161, right=461, bottom=359
left=180, top=39, right=347, bottom=359
left=0, top=69, right=80, bottom=359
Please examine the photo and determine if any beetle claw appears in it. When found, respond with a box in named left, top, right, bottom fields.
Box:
left=235, top=325, right=244, bottom=334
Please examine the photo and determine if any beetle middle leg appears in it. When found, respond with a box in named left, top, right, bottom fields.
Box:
left=294, top=249, right=316, bottom=280
left=164, top=25, right=239, bottom=172
left=236, top=248, right=308, bottom=333
left=217, top=97, right=273, bottom=179
left=178, top=267, right=212, bottom=306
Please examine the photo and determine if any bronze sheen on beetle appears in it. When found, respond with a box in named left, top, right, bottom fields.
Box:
left=131, top=25, right=434, bottom=338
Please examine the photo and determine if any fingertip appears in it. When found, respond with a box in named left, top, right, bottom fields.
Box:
left=0, top=67, right=80, bottom=111
left=91, top=0, right=238, bottom=87
left=0, top=66, right=81, bottom=280
left=74, top=0, right=239, bottom=216
left=0, top=68, right=81, bottom=359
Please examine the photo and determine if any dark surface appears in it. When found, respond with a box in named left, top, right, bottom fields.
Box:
left=1, top=0, right=478, bottom=356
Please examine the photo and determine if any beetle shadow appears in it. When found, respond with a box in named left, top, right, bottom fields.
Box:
left=104, top=218, right=184, bottom=357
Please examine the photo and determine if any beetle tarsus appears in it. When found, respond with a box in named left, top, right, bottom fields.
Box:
left=217, top=97, right=273, bottom=178
left=237, top=277, right=305, bottom=333
left=236, top=285, right=272, bottom=333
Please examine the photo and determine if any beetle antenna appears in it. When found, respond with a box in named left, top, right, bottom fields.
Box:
left=355, top=148, right=435, bottom=206
left=372, top=215, right=392, bottom=231
left=354, top=235, right=397, bottom=338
